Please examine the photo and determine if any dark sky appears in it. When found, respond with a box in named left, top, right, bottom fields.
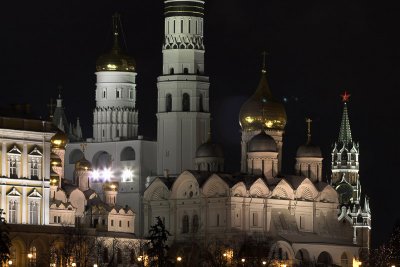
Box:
left=0, top=1, right=398, bottom=248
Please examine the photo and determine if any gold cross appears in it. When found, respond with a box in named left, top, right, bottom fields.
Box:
left=306, top=118, right=312, bottom=144
left=47, top=98, right=56, bottom=118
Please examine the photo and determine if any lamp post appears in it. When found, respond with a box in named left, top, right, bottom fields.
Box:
left=176, top=256, right=182, bottom=266
left=241, top=258, right=245, bottom=267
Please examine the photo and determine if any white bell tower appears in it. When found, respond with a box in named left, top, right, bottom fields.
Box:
left=157, top=0, right=210, bottom=175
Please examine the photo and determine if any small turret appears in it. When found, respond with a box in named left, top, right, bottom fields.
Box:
left=295, top=118, right=323, bottom=182
left=103, top=182, right=119, bottom=206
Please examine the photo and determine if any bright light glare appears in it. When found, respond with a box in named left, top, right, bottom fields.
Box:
left=122, top=169, right=133, bottom=182
left=102, top=168, right=113, bottom=181
left=91, top=170, right=100, bottom=181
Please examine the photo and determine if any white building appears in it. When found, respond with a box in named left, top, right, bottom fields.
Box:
left=143, top=1, right=371, bottom=266
left=62, top=14, right=157, bottom=236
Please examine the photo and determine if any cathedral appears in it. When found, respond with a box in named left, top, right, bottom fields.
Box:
left=0, top=0, right=371, bottom=266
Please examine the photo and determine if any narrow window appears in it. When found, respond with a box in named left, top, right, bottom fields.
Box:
left=170, top=68, right=174, bottom=75
left=103, top=90, right=106, bottom=98
left=252, top=213, right=258, bottom=226
left=192, top=215, right=199, bottom=233
left=129, top=89, right=133, bottom=99
left=166, top=94, right=172, bottom=112
left=173, top=20, right=176, bottom=33
left=58, top=216, right=61, bottom=223
left=102, top=129, right=105, bottom=137
left=29, top=202, right=38, bottom=224
left=128, top=221, right=130, bottom=227
left=167, top=20, right=170, bottom=34
left=199, top=94, right=204, bottom=112
left=182, top=215, right=189, bottom=233
left=181, top=20, right=183, bottom=33
left=9, top=200, right=17, bottom=223
left=182, top=93, right=190, bottom=111
left=54, top=216, right=57, bottom=223
left=119, top=220, right=122, bottom=227
left=116, top=129, right=119, bottom=137
left=196, top=21, right=198, bottom=34
left=183, top=67, right=189, bottom=74
left=116, top=89, right=120, bottom=98
left=188, top=20, right=191, bottom=33
left=217, top=214, right=220, bottom=226
left=111, top=220, right=114, bottom=226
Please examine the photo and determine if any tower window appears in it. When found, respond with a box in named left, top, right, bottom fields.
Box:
left=188, top=20, right=191, bottom=33
left=181, top=19, right=183, bottom=33
left=170, top=68, right=174, bottom=75
left=167, top=20, right=169, bottom=34
left=166, top=94, right=172, bottom=112
left=196, top=21, right=198, bottom=34
left=102, top=129, right=105, bottom=137
left=173, top=20, right=176, bottom=33
left=199, top=94, right=204, bottom=112
left=103, top=90, right=107, bottom=98
left=116, top=89, right=121, bottom=98
left=183, top=67, right=189, bottom=74
left=182, top=93, right=190, bottom=111
left=129, top=89, right=133, bottom=99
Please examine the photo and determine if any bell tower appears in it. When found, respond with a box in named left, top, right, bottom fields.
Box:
left=331, top=92, right=361, bottom=205
left=157, top=0, right=210, bottom=175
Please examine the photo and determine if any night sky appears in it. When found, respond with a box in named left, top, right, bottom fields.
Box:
left=0, top=1, right=398, bottom=248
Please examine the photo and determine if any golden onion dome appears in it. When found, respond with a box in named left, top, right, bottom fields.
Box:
left=50, top=153, right=62, bottom=167
left=239, top=70, right=287, bottom=131
left=75, top=155, right=92, bottom=171
left=51, top=130, right=68, bottom=149
left=96, top=15, right=135, bottom=72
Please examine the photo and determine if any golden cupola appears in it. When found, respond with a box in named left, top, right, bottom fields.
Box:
left=239, top=67, right=287, bottom=131
left=51, top=129, right=68, bottom=149
left=96, top=14, right=136, bottom=72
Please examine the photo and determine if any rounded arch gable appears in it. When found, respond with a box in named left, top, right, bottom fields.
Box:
left=320, top=186, right=339, bottom=203
left=249, top=179, right=269, bottom=197
left=69, top=149, right=83, bottom=164
left=120, top=147, right=135, bottom=161
left=202, top=175, right=228, bottom=197
left=92, top=151, right=112, bottom=169
left=296, top=184, right=318, bottom=201
left=170, top=172, right=199, bottom=199
left=232, top=182, right=246, bottom=197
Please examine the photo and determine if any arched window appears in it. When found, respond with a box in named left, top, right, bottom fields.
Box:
left=92, top=151, right=111, bottom=169
left=8, top=200, right=17, bottom=223
left=120, top=147, right=135, bottom=161
left=170, top=68, right=174, bottom=75
left=317, top=251, right=333, bottom=266
left=341, top=252, right=349, bottom=267
left=183, top=67, right=189, bottom=74
left=192, top=215, right=199, bottom=233
left=182, top=215, right=189, bottom=233
left=182, top=93, right=190, bottom=111
left=103, top=247, right=109, bottom=263
left=69, top=149, right=83, bottom=164
left=29, top=246, right=37, bottom=265
left=166, top=94, right=172, bottom=112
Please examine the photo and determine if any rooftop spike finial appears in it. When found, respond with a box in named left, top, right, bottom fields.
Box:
left=112, top=13, right=120, bottom=37
left=261, top=51, right=267, bottom=73
left=341, top=91, right=351, bottom=103
left=306, top=118, right=312, bottom=144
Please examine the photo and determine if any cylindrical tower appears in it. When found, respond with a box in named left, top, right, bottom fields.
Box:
left=157, top=0, right=210, bottom=175
left=93, top=14, right=138, bottom=142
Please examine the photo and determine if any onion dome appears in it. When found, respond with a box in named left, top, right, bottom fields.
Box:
left=296, top=118, right=322, bottom=158
left=50, top=170, right=59, bottom=185
left=50, top=152, right=62, bottom=167
left=239, top=67, right=287, bottom=131
left=196, top=141, right=224, bottom=158
left=96, top=14, right=136, bottom=72
left=75, top=155, right=92, bottom=171
left=248, top=131, right=277, bottom=152
left=296, top=144, right=322, bottom=158
left=103, top=182, right=119, bottom=192
left=51, top=129, right=68, bottom=149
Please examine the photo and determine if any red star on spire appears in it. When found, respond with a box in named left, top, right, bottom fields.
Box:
left=341, top=91, right=351, bottom=102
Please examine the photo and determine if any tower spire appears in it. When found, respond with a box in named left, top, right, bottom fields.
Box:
left=262, top=51, right=267, bottom=73
left=338, top=91, right=352, bottom=145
